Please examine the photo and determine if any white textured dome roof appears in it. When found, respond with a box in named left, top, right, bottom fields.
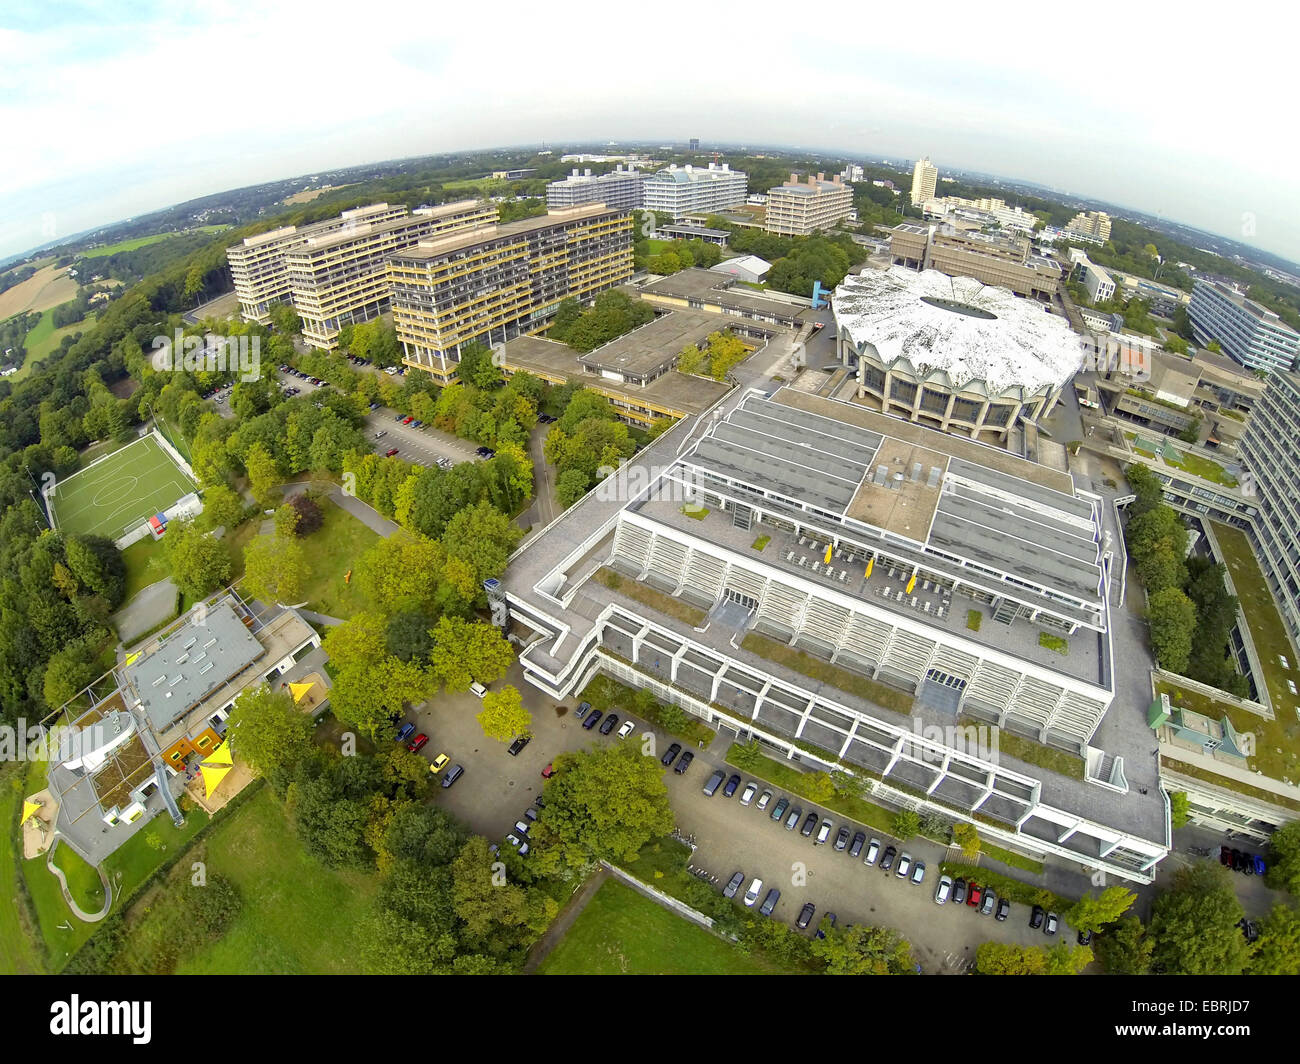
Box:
left=833, top=266, right=1083, bottom=395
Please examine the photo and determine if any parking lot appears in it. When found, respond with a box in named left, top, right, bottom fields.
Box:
left=405, top=665, right=1083, bottom=971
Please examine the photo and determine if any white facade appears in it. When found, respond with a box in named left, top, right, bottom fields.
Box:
left=910, top=157, right=938, bottom=206
left=643, top=163, right=748, bottom=220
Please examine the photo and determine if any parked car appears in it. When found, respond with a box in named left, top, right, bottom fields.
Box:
left=1044, top=911, right=1059, bottom=936
left=523, top=806, right=539, bottom=822
left=864, top=838, right=882, bottom=866
left=743, top=878, right=763, bottom=907
left=402, top=416, right=413, bottom=424
left=441, top=764, right=464, bottom=788
left=911, top=861, right=926, bottom=885
left=814, top=818, right=832, bottom=845
left=395, top=722, right=415, bottom=744
left=967, top=883, right=983, bottom=908
left=952, top=878, right=968, bottom=906
left=513, top=820, right=531, bottom=836
left=1252, top=854, right=1267, bottom=876
left=1220, top=846, right=1233, bottom=867
left=598, top=713, right=619, bottom=735
left=408, top=733, right=429, bottom=754
left=573, top=702, right=591, bottom=722
left=934, top=874, right=953, bottom=905
left=1029, top=904, right=1045, bottom=929
left=979, top=889, right=996, bottom=916
left=800, top=812, right=818, bottom=838
left=673, top=751, right=694, bottom=774
left=759, top=888, right=780, bottom=917
left=724, top=872, right=745, bottom=899
left=429, top=753, right=450, bottom=775
left=756, top=790, right=773, bottom=811
left=470, top=682, right=487, bottom=698
left=995, top=897, right=1010, bottom=921
left=815, top=913, right=836, bottom=940
left=661, top=742, right=682, bottom=767
left=507, top=735, right=530, bottom=756
left=475, top=446, right=496, bottom=459
left=770, top=797, right=790, bottom=822
left=617, top=719, right=635, bottom=739
left=504, top=833, right=529, bottom=856
left=739, top=782, right=758, bottom=806
left=722, top=774, right=741, bottom=798
left=385, top=448, right=399, bottom=457
left=1231, top=849, right=1246, bottom=872
left=540, top=763, right=555, bottom=778
left=895, top=852, right=912, bottom=878
left=880, top=846, right=896, bottom=872
left=785, top=806, right=802, bottom=831
left=833, top=826, right=850, bottom=851
left=581, top=709, right=602, bottom=731
left=848, top=831, right=865, bottom=858
left=703, top=769, right=726, bottom=796
left=412, top=420, right=423, bottom=429
left=394, top=413, right=405, bottom=422
left=797, top=902, right=816, bottom=930
left=1238, top=918, right=1260, bottom=943
left=436, top=457, right=453, bottom=470
left=1077, top=928, right=1093, bottom=946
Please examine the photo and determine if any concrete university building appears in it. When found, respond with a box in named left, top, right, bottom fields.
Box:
left=764, top=173, right=854, bottom=236
left=546, top=165, right=647, bottom=211
left=500, top=386, right=1169, bottom=883
left=890, top=223, right=1062, bottom=300
left=642, top=163, right=748, bottom=220
left=388, top=205, right=634, bottom=385
left=833, top=267, right=1082, bottom=442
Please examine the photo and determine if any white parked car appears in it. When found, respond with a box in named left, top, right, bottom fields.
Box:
left=743, top=877, right=763, bottom=907
left=934, top=874, right=953, bottom=905
left=755, top=790, right=773, bottom=811
left=738, top=782, right=758, bottom=806
left=504, top=834, right=529, bottom=855
left=513, top=820, right=531, bottom=836
left=617, top=719, right=635, bottom=739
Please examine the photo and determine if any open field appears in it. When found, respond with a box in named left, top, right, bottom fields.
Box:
left=537, top=878, right=778, bottom=975
left=80, top=225, right=229, bottom=258
left=283, top=184, right=353, bottom=205
left=0, top=264, right=79, bottom=319
left=0, top=769, right=47, bottom=973
left=178, top=788, right=378, bottom=973
left=22, top=307, right=95, bottom=365
left=293, top=498, right=381, bottom=618
left=51, top=433, right=194, bottom=540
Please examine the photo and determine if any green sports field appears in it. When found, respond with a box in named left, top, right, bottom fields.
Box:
left=51, top=433, right=195, bottom=540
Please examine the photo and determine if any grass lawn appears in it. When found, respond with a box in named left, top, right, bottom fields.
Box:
left=961, top=717, right=1085, bottom=780
left=22, top=307, right=95, bottom=366
left=178, top=788, right=378, bottom=974
left=1163, top=448, right=1237, bottom=487
left=120, top=535, right=170, bottom=601
left=0, top=769, right=46, bottom=973
left=1160, top=755, right=1300, bottom=814
left=681, top=505, right=709, bottom=520
left=51, top=844, right=104, bottom=913
left=592, top=567, right=705, bottom=627
left=741, top=631, right=914, bottom=715
left=751, top=535, right=770, bottom=551
left=538, top=879, right=778, bottom=975
left=51, top=433, right=193, bottom=540
left=1038, top=631, right=1069, bottom=655
left=292, top=499, right=380, bottom=618
left=967, top=609, right=983, bottom=632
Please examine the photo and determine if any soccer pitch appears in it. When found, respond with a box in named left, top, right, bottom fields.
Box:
left=51, top=434, right=196, bottom=541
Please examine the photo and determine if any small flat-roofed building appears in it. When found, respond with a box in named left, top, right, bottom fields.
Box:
left=639, top=268, right=803, bottom=328
left=656, top=223, right=730, bottom=246
left=709, top=255, right=771, bottom=285
left=890, top=223, right=1061, bottom=299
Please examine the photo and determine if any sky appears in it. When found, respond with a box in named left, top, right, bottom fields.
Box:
left=3, top=0, right=1298, bottom=264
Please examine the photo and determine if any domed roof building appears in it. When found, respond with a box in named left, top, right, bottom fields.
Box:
left=833, top=267, right=1083, bottom=443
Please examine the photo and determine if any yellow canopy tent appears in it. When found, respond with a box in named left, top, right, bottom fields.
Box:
left=20, top=799, right=42, bottom=825
left=198, top=738, right=235, bottom=798
left=287, top=680, right=316, bottom=703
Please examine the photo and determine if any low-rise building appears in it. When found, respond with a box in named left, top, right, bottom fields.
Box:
left=890, top=223, right=1061, bottom=299
left=709, top=255, right=771, bottom=285
left=656, top=223, right=730, bottom=247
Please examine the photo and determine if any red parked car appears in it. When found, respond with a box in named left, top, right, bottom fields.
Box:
left=402, top=416, right=414, bottom=424
left=966, top=883, right=983, bottom=907
left=541, top=763, right=555, bottom=778
left=385, top=448, right=399, bottom=457
left=408, top=733, right=429, bottom=754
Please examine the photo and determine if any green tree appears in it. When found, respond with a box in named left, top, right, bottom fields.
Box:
left=809, top=923, right=916, bottom=974
left=225, top=684, right=314, bottom=782
left=974, top=941, right=1047, bottom=974
left=1265, top=820, right=1300, bottom=895
left=534, top=743, right=674, bottom=868
left=1148, top=863, right=1251, bottom=974
left=1247, top=904, right=1300, bottom=975
left=892, top=809, right=921, bottom=840
left=243, top=441, right=283, bottom=508
left=476, top=685, right=531, bottom=743
left=428, top=617, right=514, bottom=693
left=952, top=822, right=980, bottom=860
left=198, top=483, right=244, bottom=532
left=450, top=836, right=529, bottom=940
left=441, top=500, right=522, bottom=586
left=1147, top=586, right=1197, bottom=674
left=63, top=534, right=126, bottom=607
left=556, top=468, right=590, bottom=509
left=1095, top=915, right=1153, bottom=974
left=242, top=532, right=308, bottom=605
left=162, top=520, right=231, bottom=598
left=1169, top=790, right=1189, bottom=828
left=1065, top=885, right=1137, bottom=934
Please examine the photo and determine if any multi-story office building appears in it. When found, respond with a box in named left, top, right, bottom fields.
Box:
left=1188, top=280, right=1300, bottom=374
left=841, top=163, right=865, bottom=183
left=835, top=266, right=1081, bottom=441
left=388, top=205, right=634, bottom=384
left=890, top=223, right=1061, bottom=299
left=1069, top=252, right=1115, bottom=304
left=642, top=163, right=748, bottom=219
left=1239, top=371, right=1300, bottom=646
left=922, top=196, right=1037, bottom=235
left=500, top=385, right=1171, bottom=883
left=284, top=200, right=498, bottom=349
left=546, top=165, right=646, bottom=211
left=1064, top=210, right=1112, bottom=245
left=764, top=173, right=854, bottom=236
left=1116, top=274, right=1191, bottom=318
left=227, top=203, right=407, bottom=323
left=910, top=157, right=938, bottom=206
